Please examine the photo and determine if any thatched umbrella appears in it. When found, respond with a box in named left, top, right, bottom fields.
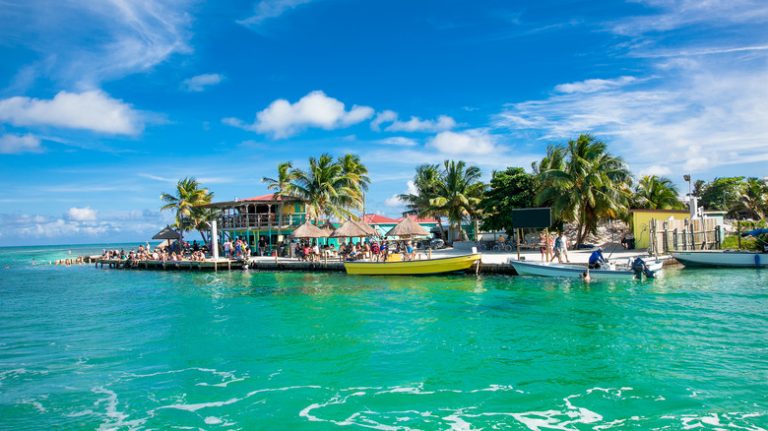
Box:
left=331, top=220, right=370, bottom=238
left=152, top=226, right=182, bottom=240
left=385, top=216, right=429, bottom=238
left=291, top=221, right=330, bottom=238
left=353, top=220, right=377, bottom=236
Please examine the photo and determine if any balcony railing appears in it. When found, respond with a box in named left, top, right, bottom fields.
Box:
left=217, top=213, right=307, bottom=230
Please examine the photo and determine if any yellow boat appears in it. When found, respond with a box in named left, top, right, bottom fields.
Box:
left=344, top=253, right=481, bottom=275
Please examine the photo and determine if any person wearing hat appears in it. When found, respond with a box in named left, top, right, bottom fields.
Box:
left=588, top=247, right=607, bottom=269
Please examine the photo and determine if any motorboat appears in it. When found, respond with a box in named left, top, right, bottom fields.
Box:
left=509, top=258, right=663, bottom=280
left=344, top=253, right=481, bottom=275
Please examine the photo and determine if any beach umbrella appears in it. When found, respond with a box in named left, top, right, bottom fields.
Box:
left=385, top=216, right=429, bottom=238
left=152, top=226, right=182, bottom=240
left=291, top=221, right=331, bottom=238
left=353, top=219, right=378, bottom=236
left=331, top=220, right=370, bottom=238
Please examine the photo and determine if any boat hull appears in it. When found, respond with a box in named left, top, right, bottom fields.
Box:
left=672, top=251, right=768, bottom=268
left=510, top=260, right=661, bottom=280
left=344, top=254, right=481, bottom=275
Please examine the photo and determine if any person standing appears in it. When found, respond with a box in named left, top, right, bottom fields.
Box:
left=550, top=232, right=570, bottom=263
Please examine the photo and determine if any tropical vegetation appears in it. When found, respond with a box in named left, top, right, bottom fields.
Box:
left=479, top=167, right=538, bottom=234
left=632, top=175, right=685, bottom=210
left=160, top=177, right=215, bottom=243
left=264, top=153, right=370, bottom=223
left=533, top=134, right=633, bottom=244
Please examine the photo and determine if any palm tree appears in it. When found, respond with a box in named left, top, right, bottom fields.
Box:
left=429, top=160, right=485, bottom=241
left=536, top=134, right=632, bottom=245
left=633, top=175, right=685, bottom=210
left=160, top=177, right=215, bottom=242
left=736, top=177, right=768, bottom=220
left=261, top=161, right=294, bottom=198
left=399, top=164, right=447, bottom=237
left=288, top=154, right=352, bottom=222
left=337, top=154, right=370, bottom=216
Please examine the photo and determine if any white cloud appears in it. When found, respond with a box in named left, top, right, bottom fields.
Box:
left=238, top=0, right=314, bottom=26
left=67, top=207, right=97, bottom=221
left=371, top=110, right=398, bottom=131
left=371, top=110, right=457, bottom=133
left=378, top=137, right=418, bottom=147
left=637, top=164, right=672, bottom=177
left=0, top=90, right=143, bottom=135
left=182, top=73, right=224, bottom=92
left=226, top=90, right=374, bottom=138
left=495, top=60, right=768, bottom=175
left=0, top=134, right=43, bottom=154
left=384, top=181, right=418, bottom=208
left=427, top=129, right=497, bottom=155
left=555, top=76, right=637, bottom=94
left=1, top=0, right=193, bottom=87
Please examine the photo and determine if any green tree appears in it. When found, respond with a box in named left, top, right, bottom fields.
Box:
left=699, top=177, right=745, bottom=214
left=399, top=164, right=447, bottom=237
left=429, top=160, right=486, bottom=241
left=480, top=167, right=539, bottom=234
left=261, top=161, right=294, bottom=198
left=632, top=175, right=685, bottom=210
left=160, top=177, right=215, bottom=242
left=285, top=153, right=366, bottom=222
left=535, top=134, right=632, bottom=244
left=735, top=177, right=768, bottom=220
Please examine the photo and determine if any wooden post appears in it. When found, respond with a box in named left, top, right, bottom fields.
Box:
left=673, top=228, right=679, bottom=251
left=516, top=228, right=521, bottom=260
left=737, top=220, right=741, bottom=249
left=544, top=229, right=550, bottom=262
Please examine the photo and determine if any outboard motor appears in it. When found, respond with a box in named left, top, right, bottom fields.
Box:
left=632, top=257, right=648, bottom=279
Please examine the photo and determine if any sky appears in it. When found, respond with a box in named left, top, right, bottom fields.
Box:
left=0, top=0, right=767, bottom=246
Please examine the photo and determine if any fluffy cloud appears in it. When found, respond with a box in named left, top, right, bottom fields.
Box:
left=495, top=60, right=768, bottom=174
left=0, top=134, right=42, bottom=154
left=428, top=129, right=497, bottom=155
left=226, top=90, right=374, bottom=138
left=67, top=207, right=97, bottom=221
left=182, top=73, right=224, bottom=92
left=378, top=137, right=418, bottom=146
left=0, top=90, right=143, bottom=135
left=238, top=0, right=314, bottom=26
left=555, top=76, right=637, bottom=94
left=384, top=181, right=418, bottom=208
left=371, top=110, right=456, bottom=132
left=1, top=0, right=192, bottom=87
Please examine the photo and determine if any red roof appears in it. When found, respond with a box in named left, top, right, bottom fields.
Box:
left=398, top=215, right=439, bottom=224
left=362, top=213, right=399, bottom=224
left=239, top=193, right=293, bottom=202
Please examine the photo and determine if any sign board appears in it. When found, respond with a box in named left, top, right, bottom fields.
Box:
left=510, top=207, right=552, bottom=229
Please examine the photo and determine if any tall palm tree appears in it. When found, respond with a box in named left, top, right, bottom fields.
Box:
left=536, top=134, right=632, bottom=244
left=429, top=160, right=485, bottom=241
left=160, top=177, right=214, bottom=242
left=633, top=175, right=685, bottom=210
left=288, top=154, right=352, bottom=222
left=261, top=161, right=294, bottom=198
left=337, top=154, right=370, bottom=216
left=736, top=177, right=768, bottom=220
left=399, top=164, right=447, bottom=237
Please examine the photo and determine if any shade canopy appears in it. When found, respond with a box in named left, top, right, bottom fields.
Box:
left=353, top=220, right=378, bottom=236
left=152, top=226, right=182, bottom=240
left=384, top=216, right=429, bottom=237
left=291, top=221, right=331, bottom=238
left=742, top=228, right=768, bottom=237
left=331, top=220, right=370, bottom=238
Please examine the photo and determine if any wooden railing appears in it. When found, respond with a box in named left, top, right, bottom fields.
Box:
left=217, top=213, right=307, bottom=230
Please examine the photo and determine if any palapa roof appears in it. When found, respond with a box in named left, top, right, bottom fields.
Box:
left=353, top=220, right=378, bottom=236
left=291, top=221, right=330, bottom=238
left=384, top=216, right=429, bottom=237
left=331, top=220, right=370, bottom=238
left=152, top=226, right=182, bottom=240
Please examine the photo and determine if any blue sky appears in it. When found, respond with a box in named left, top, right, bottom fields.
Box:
left=0, top=0, right=766, bottom=245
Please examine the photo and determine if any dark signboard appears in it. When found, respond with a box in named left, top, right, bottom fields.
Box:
left=510, top=207, right=552, bottom=229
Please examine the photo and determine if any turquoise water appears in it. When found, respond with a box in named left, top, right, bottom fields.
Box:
left=1, top=245, right=767, bottom=430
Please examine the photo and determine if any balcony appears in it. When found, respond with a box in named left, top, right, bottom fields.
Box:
left=217, top=213, right=307, bottom=231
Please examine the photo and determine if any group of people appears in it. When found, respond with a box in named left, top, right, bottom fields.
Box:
left=101, top=241, right=210, bottom=263
left=293, top=239, right=418, bottom=262
left=223, top=238, right=251, bottom=259
left=539, top=232, right=571, bottom=263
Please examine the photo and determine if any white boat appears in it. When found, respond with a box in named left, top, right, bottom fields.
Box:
left=509, top=259, right=663, bottom=281
left=672, top=250, right=768, bottom=268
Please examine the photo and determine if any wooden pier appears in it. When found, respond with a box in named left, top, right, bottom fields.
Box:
left=96, top=258, right=245, bottom=271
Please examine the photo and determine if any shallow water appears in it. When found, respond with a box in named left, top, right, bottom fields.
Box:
left=1, top=244, right=767, bottom=430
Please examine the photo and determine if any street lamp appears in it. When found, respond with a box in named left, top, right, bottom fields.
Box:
left=683, top=174, right=695, bottom=218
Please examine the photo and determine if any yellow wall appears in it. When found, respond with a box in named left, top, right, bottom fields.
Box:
left=631, top=210, right=689, bottom=249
